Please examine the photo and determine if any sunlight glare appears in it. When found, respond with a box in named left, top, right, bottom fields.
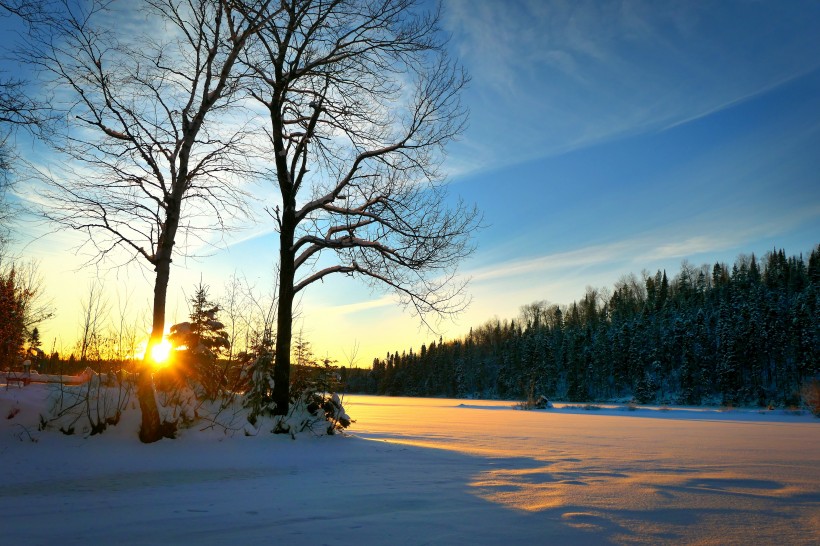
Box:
left=150, top=339, right=173, bottom=367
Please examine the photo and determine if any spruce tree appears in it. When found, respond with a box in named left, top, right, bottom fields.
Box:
left=168, top=283, right=230, bottom=399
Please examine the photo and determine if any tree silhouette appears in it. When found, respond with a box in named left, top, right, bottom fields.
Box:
left=27, top=0, right=275, bottom=441
left=242, top=0, right=479, bottom=417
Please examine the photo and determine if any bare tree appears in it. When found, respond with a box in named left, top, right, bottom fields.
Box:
left=76, top=281, right=108, bottom=364
left=0, top=0, right=50, bottom=241
left=111, top=287, right=144, bottom=366
left=1, top=0, right=52, bottom=134
left=221, top=272, right=253, bottom=365
left=0, top=77, right=40, bottom=128
left=242, top=0, right=479, bottom=416
left=0, top=0, right=53, bottom=24
left=520, top=300, right=555, bottom=330
left=27, top=0, right=275, bottom=442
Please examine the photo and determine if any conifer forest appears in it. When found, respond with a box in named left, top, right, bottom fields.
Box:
left=346, top=246, right=820, bottom=407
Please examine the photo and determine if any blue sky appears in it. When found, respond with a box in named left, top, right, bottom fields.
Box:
left=4, top=0, right=820, bottom=364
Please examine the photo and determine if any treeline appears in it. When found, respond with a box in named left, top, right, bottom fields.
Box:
left=345, top=246, right=820, bottom=407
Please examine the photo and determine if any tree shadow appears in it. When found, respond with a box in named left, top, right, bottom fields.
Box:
left=1, top=431, right=817, bottom=545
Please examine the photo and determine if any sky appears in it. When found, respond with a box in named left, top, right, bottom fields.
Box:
left=3, top=0, right=820, bottom=365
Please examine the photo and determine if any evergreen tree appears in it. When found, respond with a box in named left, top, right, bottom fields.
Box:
left=352, top=244, right=818, bottom=408
left=0, top=266, right=25, bottom=368
left=168, top=283, right=231, bottom=399
left=242, top=328, right=276, bottom=424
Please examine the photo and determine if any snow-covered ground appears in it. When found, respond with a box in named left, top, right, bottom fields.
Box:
left=1, top=385, right=818, bottom=545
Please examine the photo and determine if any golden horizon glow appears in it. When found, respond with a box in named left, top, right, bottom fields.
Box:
left=149, top=339, right=173, bottom=367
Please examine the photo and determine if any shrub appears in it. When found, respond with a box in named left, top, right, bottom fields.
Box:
left=800, top=378, right=820, bottom=417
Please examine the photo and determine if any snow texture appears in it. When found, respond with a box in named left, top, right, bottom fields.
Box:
left=1, top=385, right=818, bottom=545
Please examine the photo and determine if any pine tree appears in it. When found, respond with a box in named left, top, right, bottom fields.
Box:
left=28, top=327, right=41, bottom=351
left=242, top=328, right=276, bottom=424
left=717, top=299, right=740, bottom=405
left=0, top=267, right=25, bottom=369
left=808, top=245, right=820, bottom=285
left=634, top=365, right=658, bottom=404
left=168, top=283, right=231, bottom=399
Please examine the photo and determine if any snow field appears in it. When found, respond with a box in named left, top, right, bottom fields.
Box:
left=1, top=386, right=818, bottom=545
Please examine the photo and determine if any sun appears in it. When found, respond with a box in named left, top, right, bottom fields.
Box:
left=149, top=339, right=173, bottom=367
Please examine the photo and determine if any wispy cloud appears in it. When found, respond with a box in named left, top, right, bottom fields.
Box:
left=319, top=295, right=396, bottom=316
left=641, top=237, right=737, bottom=262
left=466, top=203, right=820, bottom=287
left=443, top=0, right=820, bottom=179
left=218, top=225, right=279, bottom=250
left=468, top=242, right=630, bottom=284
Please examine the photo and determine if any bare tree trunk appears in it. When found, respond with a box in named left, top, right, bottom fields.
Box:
left=272, top=210, right=295, bottom=415
left=138, top=253, right=172, bottom=442
left=136, top=372, right=162, bottom=442
left=139, top=190, right=182, bottom=441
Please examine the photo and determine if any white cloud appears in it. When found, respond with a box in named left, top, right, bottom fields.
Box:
left=468, top=242, right=629, bottom=284
left=317, top=295, right=396, bottom=317
left=465, top=202, right=820, bottom=289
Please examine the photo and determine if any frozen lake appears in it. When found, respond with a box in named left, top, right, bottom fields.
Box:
left=347, top=395, right=820, bottom=544
left=1, top=390, right=818, bottom=544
